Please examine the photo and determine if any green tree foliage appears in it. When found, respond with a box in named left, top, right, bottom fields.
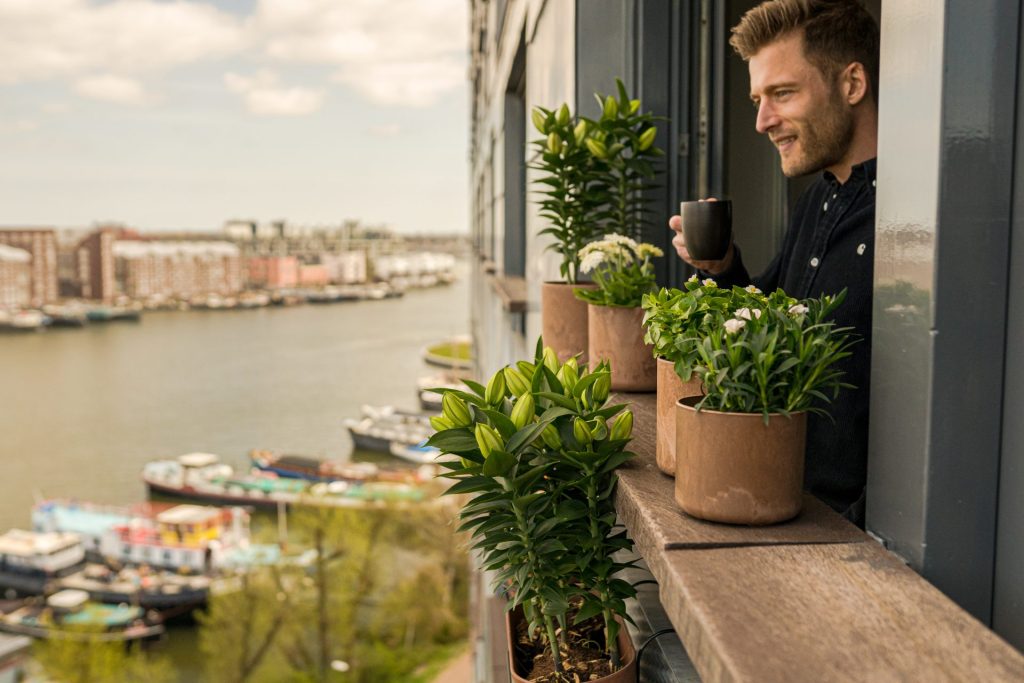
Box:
left=197, top=504, right=469, bottom=683
left=34, top=630, right=174, bottom=683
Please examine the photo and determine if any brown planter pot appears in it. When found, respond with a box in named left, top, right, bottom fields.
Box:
left=674, top=396, right=807, bottom=525
left=656, top=358, right=703, bottom=477
left=541, top=281, right=596, bottom=362
left=587, top=304, right=656, bottom=392
left=506, top=607, right=637, bottom=683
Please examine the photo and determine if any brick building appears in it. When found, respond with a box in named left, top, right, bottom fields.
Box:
left=0, top=229, right=58, bottom=305
left=0, top=245, right=31, bottom=308
left=113, top=241, right=242, bottom=299
left=76, top=228, right=116, bottom=301
left=245, top=256, right=298, bottom=289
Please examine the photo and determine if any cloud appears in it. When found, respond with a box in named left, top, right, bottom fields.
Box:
left=367, top=124, right=402, bottom=138
left=0, top=0, right=245, bottom=84
left=224, top=71, right=324, bottom=116
left=74, top=74, right=147, bottom=105
left=252, top=0, right=467, bottom=107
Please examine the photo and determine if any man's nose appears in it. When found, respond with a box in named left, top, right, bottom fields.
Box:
left=755, top=101, right=779, bottom=134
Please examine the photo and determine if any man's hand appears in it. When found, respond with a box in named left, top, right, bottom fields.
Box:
left=668, top=200, right=735, bottom=275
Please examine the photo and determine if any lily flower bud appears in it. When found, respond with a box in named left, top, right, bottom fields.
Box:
left=556, top=103, right=570, bottom=126
left=602, top=94, right=618, bottom=120
left=430, top=415, right=453, bottom=432
left=541, top=423, right=562, bottom=450
left=638, top=127, right=657, bottom=152
left=556, top=364, right=578, bottom=395
left=573, top=120, right=588, bottom=144
left=441, top=393, right=472, bottom=427
left=542, top=347, right=559, bottom=374
left=531, top=108, right=547, bottom=134
left=503, top=367, right=530, bottom=397
left=547, top=132, right=560, bottom=154
left=593, top=374, right=611, bottom=403
left=485, top=371, right=507, bottom=405
left=610, top=410, right=634, bottom=441
left=585, top=138, right=608, bottom=159
left=474, top=423, right=504, bottom=459
left=573, top=417, right=593, bottom=446
left=510, top=393, right=535, bottom=429
left=591, top=416, right=608, bottom=441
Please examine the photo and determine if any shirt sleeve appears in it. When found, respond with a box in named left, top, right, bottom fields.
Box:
left=698, top=245, right=752, bottom=289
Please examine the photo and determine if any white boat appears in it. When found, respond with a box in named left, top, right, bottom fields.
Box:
left=388, top=440, right=441, bottom=465
left=343, top=405, right=434, bottom=454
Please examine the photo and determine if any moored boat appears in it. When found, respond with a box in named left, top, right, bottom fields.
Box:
left=388, top=440, right=441, bottom=465
left=0, top=590, right=164, bottom=642
left=343, top=405, right=434, bottom=454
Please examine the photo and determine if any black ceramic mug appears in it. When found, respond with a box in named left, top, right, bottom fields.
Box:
left=680, top=199, right=732, bottom=261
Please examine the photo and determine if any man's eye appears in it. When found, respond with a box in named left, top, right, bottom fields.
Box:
left=775, top=90, right=792, bottom=99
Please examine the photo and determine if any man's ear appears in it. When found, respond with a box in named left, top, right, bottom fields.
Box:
left=840, top=62, right=869, bottom=106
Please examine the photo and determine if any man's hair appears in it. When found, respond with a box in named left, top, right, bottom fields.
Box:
left=730, top=0, right=880, bottom=103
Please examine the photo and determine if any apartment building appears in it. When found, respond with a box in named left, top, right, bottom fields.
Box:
left=113, top=241, right=242, bottom=299
left=0, top=228, right=58, bottom=305
left=0, top=245, right=31, bottom=308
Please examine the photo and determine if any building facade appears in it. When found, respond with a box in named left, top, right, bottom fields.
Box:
left=75, top=228, right=116, bottom=301
left=0, top=228, right=58, bottom=305
left=469, top=0, right=1024, bottom=676
left=246, top=256, right=299, bottom=289
left=0, top=245, right=31, bottom=308
left=113, top=241, right=242, bottom=299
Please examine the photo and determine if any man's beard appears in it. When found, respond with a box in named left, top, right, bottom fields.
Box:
left=782, top=89, right=855, bottom=178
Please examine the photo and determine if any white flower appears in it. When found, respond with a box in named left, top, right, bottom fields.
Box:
left=687, top=274, right=699, bottom=283
left=579, top=250, right=605, bottom=273
left=636, top=243, right=664, bottom=259
left=745, top=285, right=762, bottom=294
left=723, top=318, right=746, bottom=334
left=788, top=304, right=809, bottom=315
left=602, top=233, right=639, bottom=250
left=734, top=307, right=762, bottom=320
left=701, top=278, right=717, bottom=287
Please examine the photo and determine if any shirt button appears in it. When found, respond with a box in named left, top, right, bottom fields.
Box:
left=872, top=180, right=877, bottom=187
left=810, top=257, right=820, bottom=268
left=823, top=202, right=829, bottom=212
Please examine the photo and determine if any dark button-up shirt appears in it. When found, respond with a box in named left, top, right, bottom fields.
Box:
left=710, top=158, right=876, bottom=524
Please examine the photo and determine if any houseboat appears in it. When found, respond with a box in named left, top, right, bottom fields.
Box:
left=0, top=589, right=163, bottom=642
left=343, top=405, right=434, bottom=454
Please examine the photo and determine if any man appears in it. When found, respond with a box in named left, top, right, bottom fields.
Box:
left=670, top=0, right=879, bottom=525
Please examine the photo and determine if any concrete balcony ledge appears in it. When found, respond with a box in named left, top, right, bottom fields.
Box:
left=613, top=393, right=1024, bottom=682
left=488, top=273, right=528, bottom=313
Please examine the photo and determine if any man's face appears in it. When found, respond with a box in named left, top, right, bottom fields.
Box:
left=748, top=31, right=854, bottom=178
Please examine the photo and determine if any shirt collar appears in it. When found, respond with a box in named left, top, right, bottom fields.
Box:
left=823, top=158, right=877, bottom=189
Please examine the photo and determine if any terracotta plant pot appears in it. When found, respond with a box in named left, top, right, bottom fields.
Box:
left=506, top=607, right=637, bottom=683
left=656, top=358, right=703, bottom=476
left=587, top=304, right=656, bottom=392
left=541, top=281, right=596, bottom=362
left=674, top=395, right=807, bottom=525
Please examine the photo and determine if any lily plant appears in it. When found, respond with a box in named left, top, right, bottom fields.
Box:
left=427, top=339, right=638, bottom=678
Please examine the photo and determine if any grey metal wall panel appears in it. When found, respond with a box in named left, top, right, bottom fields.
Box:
left=869, top=0, right=1018, bottom=623
left=993, top=3, right=1024, bottom=651
left=575, top=0, right=634, bottom=118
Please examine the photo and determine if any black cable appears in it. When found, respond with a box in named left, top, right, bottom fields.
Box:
left=635, top=628, right=679, bottom=682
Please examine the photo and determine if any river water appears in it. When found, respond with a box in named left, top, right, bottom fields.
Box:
left=0, top=269, right=469, bottom=531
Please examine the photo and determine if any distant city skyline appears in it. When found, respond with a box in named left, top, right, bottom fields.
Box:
left=0, top=0, right=469, bottom=234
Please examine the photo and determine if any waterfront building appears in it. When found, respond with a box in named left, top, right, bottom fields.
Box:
left=113, top=241, right=242, bottom=299
left=0, top=245, right=31, bottom=308
left=246, top=256, right=299, bottom=288
left=467, top=0, right=1024, bottom=679
left=298, top=263, right=329, bottom=287
left=320, top=251, right=368, bottom=284
left=0, top=228, right=58, bottom=305
left=75, top=227, right=117, bottom=301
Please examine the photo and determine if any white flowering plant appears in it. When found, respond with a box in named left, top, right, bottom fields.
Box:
left=678, top=284, right=858, bottom=420
left=573, top=234, right=663, bottom=307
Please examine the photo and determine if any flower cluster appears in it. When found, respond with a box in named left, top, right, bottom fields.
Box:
left=575, top=233, right=663, bottom=307
left=643, top=278, right=857, bottom=419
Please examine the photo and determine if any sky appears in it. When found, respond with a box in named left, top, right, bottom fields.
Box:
left=0, top=0, right=469, bottom=234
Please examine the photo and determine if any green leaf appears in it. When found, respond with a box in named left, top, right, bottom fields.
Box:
left=482, top=450, right=515, bottom=477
